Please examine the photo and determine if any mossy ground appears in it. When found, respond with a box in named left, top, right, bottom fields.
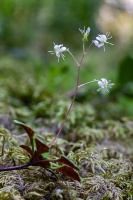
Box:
left=0, top=56, right=133, bottom=200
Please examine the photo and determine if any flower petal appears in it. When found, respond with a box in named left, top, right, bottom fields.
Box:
left=86, top=27, right=90, bottom=34
left=98, top=43, right=104, bottom=48
left=61, top=47, right=67, bottom=52
left=56, top=52, right=61, bottom=58
left=101, top=78, right=108, bottom=84
left=98, top=81, right=104, bottom=88
left=96, top=36, right=102, bottom=41
left=93, top=40, right=99, bottom=46
left=101, top=35, right=107, bottom=41
left=54, top=45, right=60, bottom=51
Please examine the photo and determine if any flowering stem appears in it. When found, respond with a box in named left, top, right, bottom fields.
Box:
left=86, top=41, right=93, bottom=52
left=49, top=43, right=91, bottom=147
left=78, top=79, right=98, bottom=88
left=83, top=41, right=85, bottom=54
left=83, top=41, right=93, bottom=54
left=49, top=65, right=81, bottom=147
left=67, top=50, right=80, bottom=66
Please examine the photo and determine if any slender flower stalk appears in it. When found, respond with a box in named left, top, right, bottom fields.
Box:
left=78, top=79, right=98, bottom=88
left=49, top=50, right=87, bottom=147
left=86, top=41, right=93, bottom=53
left=67, top=49, right=80, bottom=66
left=83, top=41, right=85, bottom=54
left=49, top=65, right=81, bottom=147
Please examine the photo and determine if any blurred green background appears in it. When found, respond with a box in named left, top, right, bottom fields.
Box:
left=0, top=0, right=133, bottom=121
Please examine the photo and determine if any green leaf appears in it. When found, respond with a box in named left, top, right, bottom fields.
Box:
left=41, top=152, right=50, bottom=159
left=50, top=162, right=60, bottom=168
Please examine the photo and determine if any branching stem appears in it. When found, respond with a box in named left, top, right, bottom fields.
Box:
left=49, top=50, right=86, bottom=147
left=49, top=41, right=94, bottom=147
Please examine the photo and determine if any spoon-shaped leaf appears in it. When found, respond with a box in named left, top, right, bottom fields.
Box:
left=35, top=138, right=50, bottom=158
left=53, top=165, right=81, bottom=182
left=14, top=120, right=35, bottom=151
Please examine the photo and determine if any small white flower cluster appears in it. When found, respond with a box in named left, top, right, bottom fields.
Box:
left=48, top=27, right=114, bottom=92
left=48, top=43, right=68, bottom=63
left=97, top=78, right=114, bottom=92
left=79, top=27, right=90, bottom=41
left=93, top=32, right=114, bottom=51
left=49, top=28, right=114, bottom=62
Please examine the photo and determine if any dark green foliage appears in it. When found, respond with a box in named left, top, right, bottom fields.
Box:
left=0, top=0, right=103, bottom=54
left=49, top=0, right=103, bottom=48
left=118, top=56, right=133, bottom=86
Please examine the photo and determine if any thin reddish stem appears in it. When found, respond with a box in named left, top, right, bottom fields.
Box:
left=49, top=53, right=85, bottom=147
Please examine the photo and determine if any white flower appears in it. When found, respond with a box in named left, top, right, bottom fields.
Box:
left=97, top=78, right=114, bottom=92
left=48, top=43, right=68, bottom=62
left=79, top=26, right=90, bottom=41
left=93, top=32, right=114, bottom=51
